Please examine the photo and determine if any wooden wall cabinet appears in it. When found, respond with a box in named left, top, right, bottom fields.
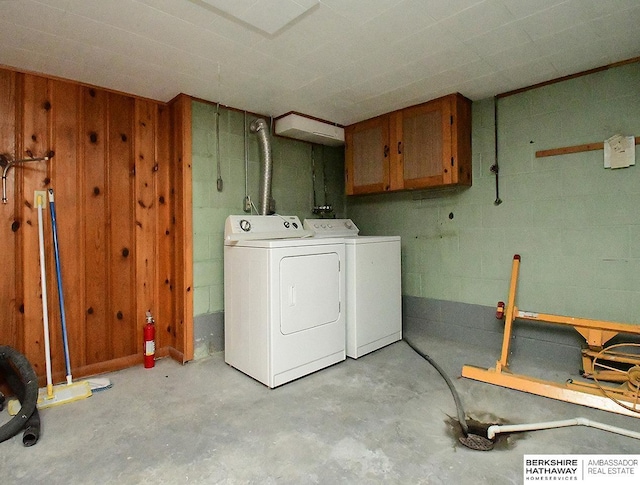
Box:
left=345, top=93, right=471, bottom=195
left=344, top=114, right=390, bottom=194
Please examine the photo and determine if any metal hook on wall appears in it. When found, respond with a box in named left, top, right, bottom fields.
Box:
left=1, top=150, right=54, bottom=204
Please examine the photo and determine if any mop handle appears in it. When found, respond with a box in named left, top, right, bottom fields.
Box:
left=48, top=189, right=72, bottom=383
left=37, top=196, right=54, bottom=397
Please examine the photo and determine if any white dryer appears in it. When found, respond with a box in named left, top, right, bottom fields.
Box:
left=224, top=215, right=345, bottom=388
left=304, top=219, right=401, bottom=359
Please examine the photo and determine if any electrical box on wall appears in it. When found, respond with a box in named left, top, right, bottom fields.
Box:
left=274, top=112, right=344, bottom=146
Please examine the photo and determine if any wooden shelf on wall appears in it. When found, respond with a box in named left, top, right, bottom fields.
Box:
left=536, top=136, right=640, bottom=158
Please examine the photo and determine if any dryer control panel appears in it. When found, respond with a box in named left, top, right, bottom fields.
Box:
left=303, top=218, right=360, bottom=238
left=225, top=215, right=311, bottom=241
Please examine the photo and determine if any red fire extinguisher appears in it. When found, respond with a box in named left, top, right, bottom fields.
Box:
left=144, top=310, right=155, bottom=368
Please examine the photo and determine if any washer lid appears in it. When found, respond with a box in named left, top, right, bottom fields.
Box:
left=343, top=235, right=401, bottom=244
left=303, top=218, right=359, bottom=237
left=226, top=237, right=344, bottom=248
left=225, top=215, right=311, bottom=241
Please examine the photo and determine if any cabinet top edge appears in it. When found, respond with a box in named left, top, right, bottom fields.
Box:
left=345, top=92, right=471, bottom=128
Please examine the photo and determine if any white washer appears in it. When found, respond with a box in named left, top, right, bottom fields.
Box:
left=224, top=215, right=345, bottom=388
left=304, top=219, right=401, bottom=359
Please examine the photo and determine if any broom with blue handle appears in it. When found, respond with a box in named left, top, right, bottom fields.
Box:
left=48, top=189, right=111, bottom=392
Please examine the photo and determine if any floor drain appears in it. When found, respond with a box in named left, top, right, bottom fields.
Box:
left=459, top=433, right=495, bottom=451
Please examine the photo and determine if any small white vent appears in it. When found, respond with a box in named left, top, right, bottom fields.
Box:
left=275, top=113, right=344, bottom=146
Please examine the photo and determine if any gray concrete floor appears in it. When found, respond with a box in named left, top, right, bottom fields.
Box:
left=2, top=335, right=639, bottom=484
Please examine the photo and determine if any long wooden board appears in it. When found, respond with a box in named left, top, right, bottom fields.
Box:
left=536, top=136, right=640, bottom=158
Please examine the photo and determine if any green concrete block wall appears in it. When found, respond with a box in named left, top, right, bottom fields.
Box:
left=348, top=62, right=640, bottom=324
left=192, top=101, right=346, bottom=318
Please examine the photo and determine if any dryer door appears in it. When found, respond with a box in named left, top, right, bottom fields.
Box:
left=279, top=252, right=341, bottom=334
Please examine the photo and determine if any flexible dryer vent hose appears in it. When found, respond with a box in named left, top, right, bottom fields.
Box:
left=0, top=346, right=40, bottom=446
left=250, top=118, right=272, bottom=215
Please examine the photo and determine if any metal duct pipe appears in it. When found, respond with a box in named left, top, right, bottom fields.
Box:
left=250, top=118, right=272, bottom=215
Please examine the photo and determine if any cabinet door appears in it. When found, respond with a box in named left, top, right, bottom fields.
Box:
left=345, top=115, right=390, bottom=195
left=397, top=97, right=453, bottom=190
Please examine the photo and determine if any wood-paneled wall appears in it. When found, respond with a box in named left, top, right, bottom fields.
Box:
left=0, top=68, right=192, bottom=383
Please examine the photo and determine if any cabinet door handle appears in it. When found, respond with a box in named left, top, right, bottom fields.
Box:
left=398, top=141, right=402, bottom=154
left=384, top=145, right=389, bottom=157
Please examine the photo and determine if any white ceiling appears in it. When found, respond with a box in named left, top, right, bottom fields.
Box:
left=1, top=0, right=639, bottom=125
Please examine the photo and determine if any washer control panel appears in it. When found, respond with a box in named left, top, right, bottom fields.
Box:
left=303, top=218, right=360, bottom=238
left=225, top=215, right=310, bottom=241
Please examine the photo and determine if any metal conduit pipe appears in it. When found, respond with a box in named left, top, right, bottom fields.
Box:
left=250, top=118, right=272, bottom=215
left=243, top=112, right=250, bottom=212
left=1, top=152, right=54, bottom=204
left=1, top=159, right=14, bottom=204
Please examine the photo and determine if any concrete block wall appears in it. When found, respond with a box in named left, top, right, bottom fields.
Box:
left=349, top=62, right=640, bottom=360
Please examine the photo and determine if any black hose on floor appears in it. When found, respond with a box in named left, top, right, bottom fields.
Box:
left=403, top=338, right=494, bottom=451
left=0, top=346, right=40, bottom=446
left=1, top=353, right=41, bottom=445
left=22, top=409, right=41, bottom=447
left=404, top=337, right=469, bottom=434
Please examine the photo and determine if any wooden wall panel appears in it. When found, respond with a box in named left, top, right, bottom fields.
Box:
left=81, top=87, right=109, bottom=364
left=20, top=75, right=52, bottom=376
left=134, top=99, right=157, bottom=357
left=156, top=104, right=174, bottom=351
left=50, top=79, right=84, bottom=374
left=0, top=70, right=18, bottom=348
left=1, top=67, right=191, bottom=380
left=168, top=95, right=193, bottom=362
left=107, top=93, right=136, bottom=358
